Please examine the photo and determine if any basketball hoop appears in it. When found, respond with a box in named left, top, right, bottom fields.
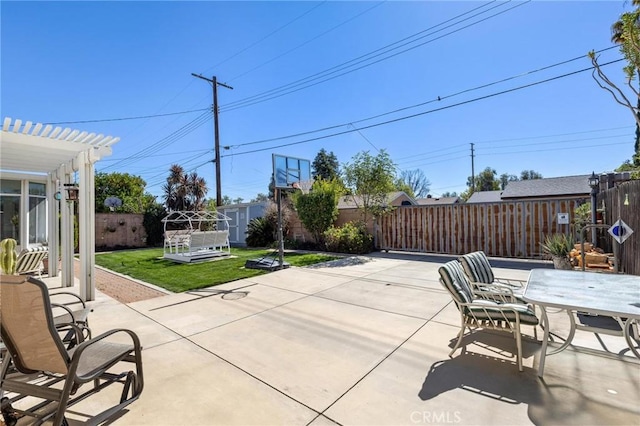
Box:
left=293, top=180, right=313, bottom=194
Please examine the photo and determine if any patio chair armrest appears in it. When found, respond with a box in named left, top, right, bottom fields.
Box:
left=50, top=291, right=87, bottom=308
left=472, top=283, right=517, bottom=303
left=494, top=277, right=526, bottom=288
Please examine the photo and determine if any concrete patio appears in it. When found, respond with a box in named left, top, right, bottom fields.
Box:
left=11, top=252, right=640, bottom=425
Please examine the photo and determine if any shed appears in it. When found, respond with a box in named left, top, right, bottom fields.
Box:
left=217, top=201, right=268, bottom=246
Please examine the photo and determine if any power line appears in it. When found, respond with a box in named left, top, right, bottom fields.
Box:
left=202, top=1, right=328, bottom=76
left=101, top=112, right=211, bottom=171
left=227, top=1, right=386, bottom=83
left=220, top=1, right=526, bottom=112
left=44, top=107, right=210, bottom=125
left=221, top=58, right=624, bottom=158
left=226, top=46, right=617, bottom=150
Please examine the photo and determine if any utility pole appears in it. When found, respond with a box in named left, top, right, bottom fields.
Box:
left=191, top=73, right=233, bottom=206
left=470, top=142, right=475, bottom=194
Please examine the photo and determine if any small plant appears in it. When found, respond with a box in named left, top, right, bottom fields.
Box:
left=0, top=238, right=18, bottom=274
left=540, top=233, right=574, bottom=269
left=540, top=233, right=573, bottom=257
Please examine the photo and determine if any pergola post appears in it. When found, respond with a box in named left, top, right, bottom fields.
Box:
left=60, top=163, right=75, bottom=288
left=78, top=150, right=96, bottom=301
left=47, top=171, right=59, bottom=277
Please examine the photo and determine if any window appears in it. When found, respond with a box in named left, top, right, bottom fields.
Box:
left=29, top=182, right=47, bottom=244
left=0, top=179, right=21, bottom=243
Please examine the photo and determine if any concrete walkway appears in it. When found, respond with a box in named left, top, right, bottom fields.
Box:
left=19, top=253, right=640, bottom=425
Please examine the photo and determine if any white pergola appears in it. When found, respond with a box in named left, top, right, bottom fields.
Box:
left=0, top=117, right=119, bottom=300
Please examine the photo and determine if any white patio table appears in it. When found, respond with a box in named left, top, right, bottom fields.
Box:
left=523, top=268, right=640, bottom=377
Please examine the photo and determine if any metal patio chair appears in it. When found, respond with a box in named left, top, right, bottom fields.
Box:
left=0, top=275, right=143, bottom=426
left=459, top=250, right=526, bottom=291
left=438, top=260, right=538, bottom=371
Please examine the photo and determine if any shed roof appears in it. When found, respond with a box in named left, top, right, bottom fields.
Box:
left=415, top=196, right=461, bottom=205
left=466, top=190, right=503, bottom=203
left=338, top=191, right=416, bottom=209
left=501, top=175, right=590, bottom=199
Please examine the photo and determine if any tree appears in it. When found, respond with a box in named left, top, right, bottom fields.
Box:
left=95, top=172, right=155, bottom=213
left=590, top=4, right=640, bottom=166
left=398, top=169, right=430, bottom=198
left=520, top=170, right=543, bottom=180
left=312, top=149, right=340, bottom=181
left=342, top=150, right=396, bottom=223
left=440, top=191, right=458, bottom=197
left=468, top=167, right=500, bottom=192
left=394, top=178, right=415, bottom=198
left=162, top=164, right=208, bottom=211
left=612, top=0, right=640, bottom=167
left=292, top=178, right=341, bottom=244
left=251, top=193, right=269, bottom=203
left=499, top=173, right=518, bottom=190
left=232, top=197, right=244, bottom=204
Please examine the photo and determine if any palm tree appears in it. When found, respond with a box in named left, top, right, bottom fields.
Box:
left=163, top=165, right=208, bottom=211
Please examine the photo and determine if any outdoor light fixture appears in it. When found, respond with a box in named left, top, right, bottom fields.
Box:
left=64, top=183, right=79, bottom=201
left=588, top=171, right=600, bottom=190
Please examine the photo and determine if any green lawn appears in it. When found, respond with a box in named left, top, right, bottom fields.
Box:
left=95, top=248, right=340, bottom=293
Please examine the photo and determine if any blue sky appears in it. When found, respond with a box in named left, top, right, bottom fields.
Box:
left=2, top=1, right=638, bottom=202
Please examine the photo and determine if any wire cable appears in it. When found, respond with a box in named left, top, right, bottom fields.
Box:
left=227, top=1, right=386, bottom=83
left=221, top=1, right=527, bottom=112
left=226, top=46, right=616, bottom=149
left=44, top=107, right=210, bottom=125
left=221, top=58, right=624, bottom=158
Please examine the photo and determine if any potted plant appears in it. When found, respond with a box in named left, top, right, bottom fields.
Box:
left=540, top=233, right=574, bottom=270
left=0, top=237, right=28, bottom=285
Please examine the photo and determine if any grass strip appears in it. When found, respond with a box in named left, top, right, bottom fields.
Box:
left=95, top=248, right=340, bottom=292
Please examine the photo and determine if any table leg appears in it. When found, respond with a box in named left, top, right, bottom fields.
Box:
left=538, top=306, right=550, bottom=378
left=547, top=310, right=576, bottom=355
left=624, top=318, right=640, bottom=359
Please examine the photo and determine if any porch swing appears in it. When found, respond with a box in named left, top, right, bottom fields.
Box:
left=161, top=210, right=231, bottom=263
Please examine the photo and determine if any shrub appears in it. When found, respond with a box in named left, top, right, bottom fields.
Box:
left=324, top=221, right=373, bottom=254
left=292, top=178, right=341, bottom=244
left=246, top=217, right=276, bottom=247
left=143, top=203, right=167, bottom=247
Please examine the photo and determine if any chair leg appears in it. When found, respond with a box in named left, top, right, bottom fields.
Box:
left=450, top=315, right=466, bottom=357
left=515, top=328, right=523, bottom=372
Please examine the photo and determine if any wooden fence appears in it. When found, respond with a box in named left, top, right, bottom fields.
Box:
left=377, top=199, right=582, bottom=259
left=597, top=180, right=639, bottom=275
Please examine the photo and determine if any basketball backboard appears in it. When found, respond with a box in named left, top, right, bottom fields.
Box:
left=272, top=154, right=311, bottom=189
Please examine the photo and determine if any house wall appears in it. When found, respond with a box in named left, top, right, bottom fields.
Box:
left=96, top=213, right=147, bottom=249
